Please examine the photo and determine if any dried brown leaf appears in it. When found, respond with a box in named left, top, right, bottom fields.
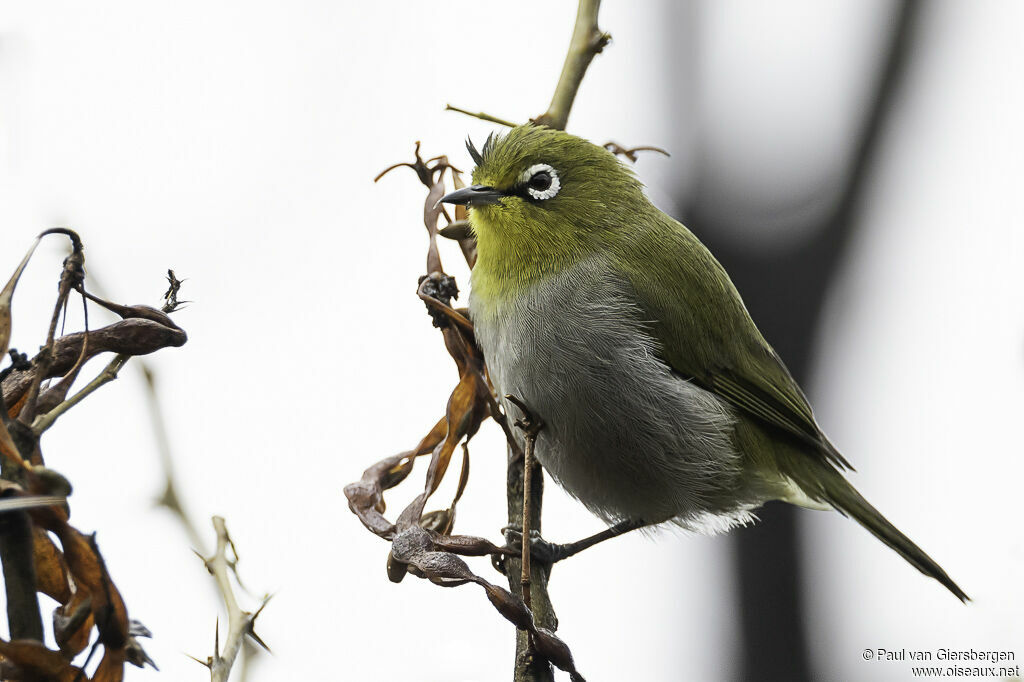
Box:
left=92, top=646, right=126, bottom=682
left=0, top=236, right=41, bottom=357
left=54, top=590, right=95, bottom=659
left=0, top=638, right=82, bottom=682
left=32, top=526, right=70, bottom=603
left=3, top=319, right=188, bottom=409
left=450, top=172, right=477, bottom=267
left=424, top=179, right=445, bottom=275
left=54, top=524, right=129, bottom=649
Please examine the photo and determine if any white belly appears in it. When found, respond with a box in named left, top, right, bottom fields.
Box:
left=470, top=257, right=752, bottom=530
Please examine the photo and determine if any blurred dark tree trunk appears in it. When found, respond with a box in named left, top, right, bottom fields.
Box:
left=672, top=1, right=921, bottom=679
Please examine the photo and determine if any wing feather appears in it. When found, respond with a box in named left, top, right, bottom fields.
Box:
left=616, top=213, right=851, bottom=471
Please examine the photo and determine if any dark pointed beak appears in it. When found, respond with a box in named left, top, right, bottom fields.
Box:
left=437, top=184, right=505, bottom=207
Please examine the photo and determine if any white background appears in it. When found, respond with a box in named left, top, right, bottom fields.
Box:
left=0, top=2, right=1020, bottom=680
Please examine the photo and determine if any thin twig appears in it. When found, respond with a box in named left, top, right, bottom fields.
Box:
left=144, top=364, right=206, bottom=554
left=30, top=354, right=129, bottom=435
left=507, top=395, right=544, bottom=611
left=521, top=439, right=534, bottom=609
left=533, top=0, right=610, bottom=131
left=603, top=142, right=670, bottom=163
left=19, top=230, right=86, bottom=424
left=444, top=104, right=519, bottom=128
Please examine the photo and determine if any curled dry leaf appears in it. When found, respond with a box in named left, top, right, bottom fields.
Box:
left=602, top=141, right=670, bottom=163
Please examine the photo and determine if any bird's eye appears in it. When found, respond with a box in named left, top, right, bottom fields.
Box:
left=521, top=163, right=560, bottom=201
left=529, top=171, right=551, bottom=191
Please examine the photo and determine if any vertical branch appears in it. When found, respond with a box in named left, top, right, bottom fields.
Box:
left=520, top=440, right=534, bottom=610
left=508, top=395, right=544, bottom=614
left=0, top=511, right=42, bottom=641
left=505, top=394, right=554, bottom=681
left=0, top=417, right=43, bottom=641
left=505, top=449, right=556, bottom=682
left=533, top=0, right=610, bottom=131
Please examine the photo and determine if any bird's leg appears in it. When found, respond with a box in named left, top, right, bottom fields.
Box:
left=503, top=518, right=645, bottom=564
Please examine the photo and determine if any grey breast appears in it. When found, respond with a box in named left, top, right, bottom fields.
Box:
left=470, top=256, right=743, bottom=528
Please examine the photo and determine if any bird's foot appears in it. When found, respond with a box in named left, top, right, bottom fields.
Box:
left=502, top=518, right=646, bottom=566
left=501, top=526, right=572, bottom=564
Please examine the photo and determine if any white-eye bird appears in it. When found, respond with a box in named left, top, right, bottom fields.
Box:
left=439, top=124, right=966, bottom=601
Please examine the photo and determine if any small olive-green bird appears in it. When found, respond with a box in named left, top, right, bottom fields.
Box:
left=440, top=124, right=966, bottom=601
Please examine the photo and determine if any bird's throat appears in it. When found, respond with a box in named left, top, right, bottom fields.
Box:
left=468, top=209, right=586, bottom=306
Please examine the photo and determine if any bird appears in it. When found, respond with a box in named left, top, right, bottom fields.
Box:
left=439, top=124, right=967, bottom=601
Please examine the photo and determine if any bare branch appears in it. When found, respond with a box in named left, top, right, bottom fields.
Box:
left=506, top=395, right=544, bottom=612
left=143, top=364, right=206, bottom=554
left=444, top=104, right=519, bottom=128
left=30, top=354, right=129, bottom=435
left=533, top=0, right=610, bottom=131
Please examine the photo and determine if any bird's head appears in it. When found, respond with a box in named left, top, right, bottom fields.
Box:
left=439, top=125, right=645, bottom=295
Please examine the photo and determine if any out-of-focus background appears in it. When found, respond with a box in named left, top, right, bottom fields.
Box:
left=1, top=1, right=1021, bottom=680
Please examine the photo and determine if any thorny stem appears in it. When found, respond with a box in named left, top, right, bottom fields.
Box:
left=533, top=0, right=609, bottom=131
left=204, top=516, right=268, bottom=682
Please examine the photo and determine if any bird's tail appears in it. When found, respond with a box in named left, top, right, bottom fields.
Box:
left=789, top=464, right=969, bottom=602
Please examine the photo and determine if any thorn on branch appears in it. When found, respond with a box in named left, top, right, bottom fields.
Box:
left=201, top=516, right=269, bottom=682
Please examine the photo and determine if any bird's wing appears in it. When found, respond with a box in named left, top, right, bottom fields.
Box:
left=618, top=216, right=851, bottom=470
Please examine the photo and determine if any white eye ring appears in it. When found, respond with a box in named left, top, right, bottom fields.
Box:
left=521, top=163, right=560, bottom=201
